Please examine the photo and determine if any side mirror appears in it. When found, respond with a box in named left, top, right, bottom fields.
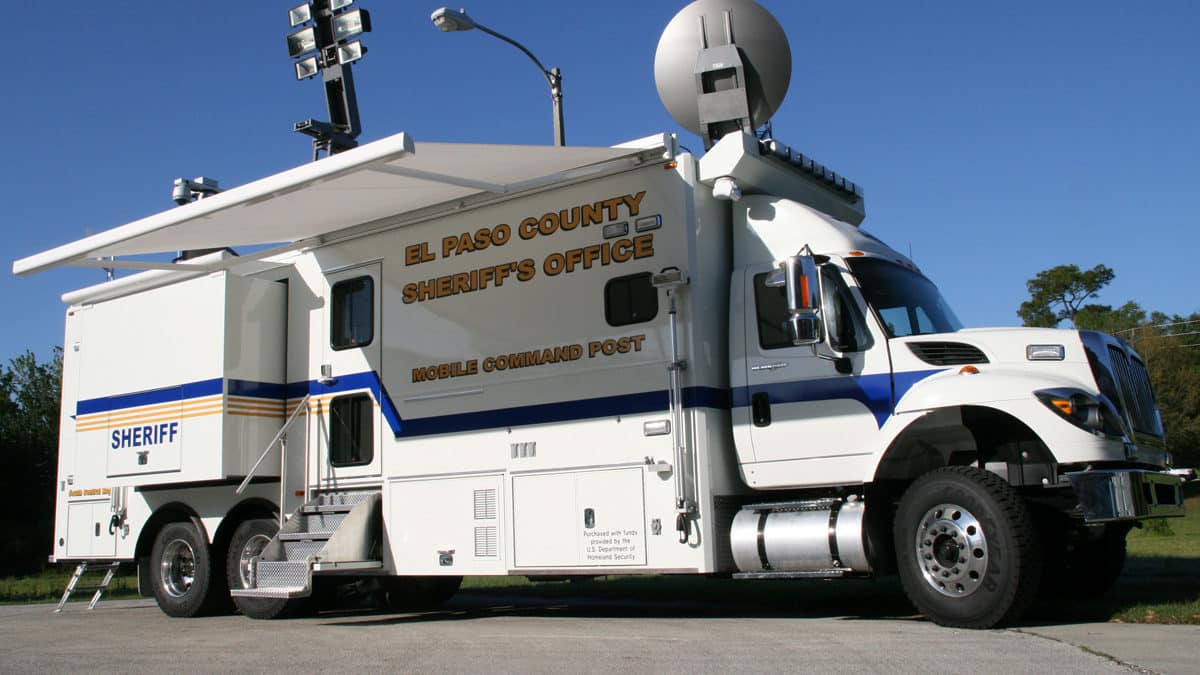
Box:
left=766, top=249, right=822, bottom=346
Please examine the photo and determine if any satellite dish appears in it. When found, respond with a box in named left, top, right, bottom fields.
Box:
left=654, top=0, right=791, bottom=146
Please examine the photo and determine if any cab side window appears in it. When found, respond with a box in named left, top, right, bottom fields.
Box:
left=753, top=267, right=873, bottom=352
left=753, top=272, right=791, bottom=350
left=821, top=266, right=873, bottom=352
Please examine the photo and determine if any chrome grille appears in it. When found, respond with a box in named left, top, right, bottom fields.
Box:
left=907, top=342, right=989, bottom=366
left=1106, top=345, right=1160, bottom=435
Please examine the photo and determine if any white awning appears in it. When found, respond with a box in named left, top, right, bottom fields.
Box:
left=13, top=132, right=671, bottom=276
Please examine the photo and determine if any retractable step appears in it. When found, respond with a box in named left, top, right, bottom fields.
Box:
left=230, top=490, right=382, bottom=601
left=54, top=562, right=122, bottom=612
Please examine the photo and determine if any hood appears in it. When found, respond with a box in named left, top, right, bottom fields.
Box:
left=893, top=327, right=1087, bottom=369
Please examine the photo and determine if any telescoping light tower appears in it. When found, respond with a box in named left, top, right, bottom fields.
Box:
left=286, top=0, right=372, bottom=160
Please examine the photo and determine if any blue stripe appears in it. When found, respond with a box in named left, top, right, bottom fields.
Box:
left=395, top=386, right=730, bottom=438
left=289, top=371, right=403, bottom=436
left=228, top=379, right=288, bottom=400
left=730, top=369, right=943, bottom=427
left=76, top=377, right=224, bottom=416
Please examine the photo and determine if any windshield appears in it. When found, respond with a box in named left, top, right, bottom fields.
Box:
left=846, top=258, right=962, bottom=338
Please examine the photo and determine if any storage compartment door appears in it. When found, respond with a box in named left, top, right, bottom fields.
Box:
left=512, top=467, right=646, bottom=568
left=65, top=500, right=116, bottom=558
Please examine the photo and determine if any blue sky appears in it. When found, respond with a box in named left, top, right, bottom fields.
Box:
left=3, top=0, right=1197, bottom=364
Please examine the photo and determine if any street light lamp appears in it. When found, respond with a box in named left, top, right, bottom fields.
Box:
left=430, top=7, right=565, bottom=146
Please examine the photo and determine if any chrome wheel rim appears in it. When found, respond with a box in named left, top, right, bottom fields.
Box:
left=915, top=503, right=989, bottom=598
left=160, top=538, right=196, bottom=598
left=237, top=533, right=272, bottom=589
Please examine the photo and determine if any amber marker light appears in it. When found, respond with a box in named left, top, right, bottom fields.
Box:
left=663, top=161, right=678, bottom=170
left=959, top=365, right=980, bottom=375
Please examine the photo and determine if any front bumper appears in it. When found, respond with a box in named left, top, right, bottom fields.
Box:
left=1065, top=469, right=1186, bottom=523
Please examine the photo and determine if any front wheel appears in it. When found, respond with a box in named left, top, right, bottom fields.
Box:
left=150, top=521, right=224, bottom=617
left=893, top=466, right=1042, bottom=629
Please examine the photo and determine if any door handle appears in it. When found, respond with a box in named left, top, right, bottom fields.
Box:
left=751, top=392, right=771, bottom=427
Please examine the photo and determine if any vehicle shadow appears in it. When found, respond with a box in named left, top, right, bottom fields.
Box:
left=315, top=557, right=1200, bottom=628
left=318, top=576, right=919, bottom=627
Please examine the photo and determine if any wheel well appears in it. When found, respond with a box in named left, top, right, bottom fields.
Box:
left=874, top=405, right=1051, bottom=484
left=211, top=498, right=279, bottom=567
left=135, top=503, right=202, bottom=560
left=135, top=498, right=278, bottom=597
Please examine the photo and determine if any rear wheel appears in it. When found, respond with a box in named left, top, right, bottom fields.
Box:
left=227, top=518, right=313, bottom=620
left=150, top=521, right=224, bottom=617
left=893, top=466, right=1041, bottom=629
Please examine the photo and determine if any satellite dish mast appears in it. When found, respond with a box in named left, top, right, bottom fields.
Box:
left=654, top=0, right=791, bottom=149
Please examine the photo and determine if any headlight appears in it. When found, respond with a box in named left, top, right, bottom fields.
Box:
left=1035, top=388, right=1125, bottom=437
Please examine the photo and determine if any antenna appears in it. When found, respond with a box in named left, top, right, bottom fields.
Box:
left=654, top=0, right=791, bottom=149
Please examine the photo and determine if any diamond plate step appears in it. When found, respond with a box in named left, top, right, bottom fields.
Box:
left=230, top=587, right=310, bottom=599
left=255, top=560, right=310, bottom=589
left=283, top=539, right=325, bottom=560
left=297, top=511, right=347, bottom=535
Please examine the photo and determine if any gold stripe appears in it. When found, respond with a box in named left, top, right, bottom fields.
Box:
left=228, top=403, right=285, bottom=413
left=76, top=406, right=224, bottom=432
left=76, top=395, right=224, bottom=425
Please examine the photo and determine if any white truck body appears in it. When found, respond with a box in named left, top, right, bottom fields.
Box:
left=18, top=129, right=1186, bottom=627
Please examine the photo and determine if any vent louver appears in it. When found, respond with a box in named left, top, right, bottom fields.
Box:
left=474, top=526, right=498, bottom=557
left=908, top=342, right=988, bottom=366
left=473, top=489, right=497, bottom=520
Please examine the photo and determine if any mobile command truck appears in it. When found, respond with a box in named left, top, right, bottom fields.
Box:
left=12, top=0, right=1188, bottom=629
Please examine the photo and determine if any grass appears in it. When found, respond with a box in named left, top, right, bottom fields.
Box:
left=5, top=486, right=1197, bottom=624
left=0, top=566, right=139, bottom=605
left=1089, top=488, right=1200, bottom=624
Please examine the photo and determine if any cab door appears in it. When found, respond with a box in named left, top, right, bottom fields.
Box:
left=740, top=260, right=890, bottom=482
left=313, top=263, right=384, bottom=485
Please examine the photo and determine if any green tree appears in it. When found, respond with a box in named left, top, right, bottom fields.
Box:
left=1017, top=263, right=1115, bottom=327
left=0, top=349, right=62, bottom=576
left=1073, top=301, right=1146, bottom=334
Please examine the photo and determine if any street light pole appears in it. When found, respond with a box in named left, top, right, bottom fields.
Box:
left=431, top=8, right=565, bottom=146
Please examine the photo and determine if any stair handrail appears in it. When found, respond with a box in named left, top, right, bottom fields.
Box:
left=237, top=394, right=311, bottom=495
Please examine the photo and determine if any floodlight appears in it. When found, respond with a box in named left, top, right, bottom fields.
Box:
left=337, top=41, right=366, bottom=65
left=288, top=3, right=312, bottom=27
left=331, top=9, right=371, bottom=42
left=286, top=26, right=318, bottom=58
left=295, top=56, right=320, bottom=80
left=330, top=0, right=354, bottom=9
left=431, top=7, right=475, bottom=32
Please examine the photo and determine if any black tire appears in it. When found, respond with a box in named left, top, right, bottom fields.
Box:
left=227, top=518, right=313, bottom=620
left=381, top=576, right=463, bottom=611
left=1039, top=522, right=1129, bottom=598
left=893, top=466, right=1042, bottom=629
left=150, top=520, right=224, bottom=617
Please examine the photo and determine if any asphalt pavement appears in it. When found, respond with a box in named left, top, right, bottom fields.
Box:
left=2, top=595, right=1197, bottom=674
